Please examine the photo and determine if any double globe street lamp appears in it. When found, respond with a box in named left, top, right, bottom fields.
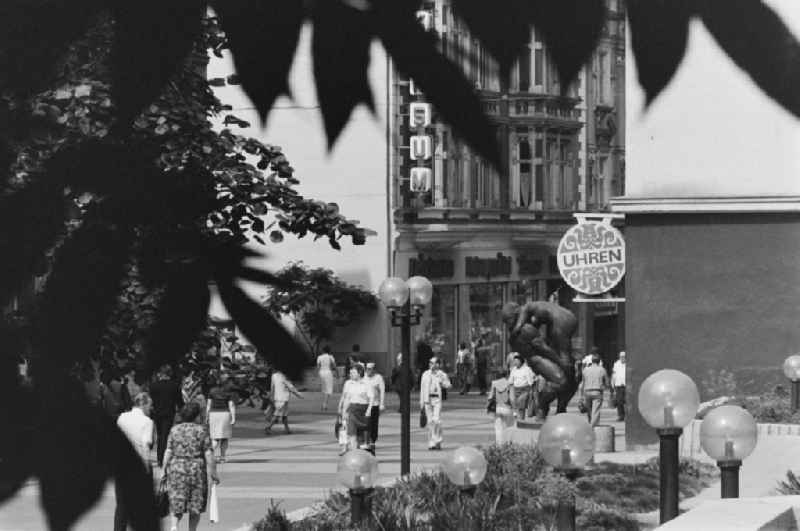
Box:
left=378, top=275, right=433, bottom=476
left=638, top=369, right=700, bottom=525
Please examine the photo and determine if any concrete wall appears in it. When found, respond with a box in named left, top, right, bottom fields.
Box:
left=207, top=27, right=394, bottom=371
left=625, top=213, right=800, bottom=444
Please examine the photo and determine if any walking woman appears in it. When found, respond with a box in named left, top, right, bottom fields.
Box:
left=162, top=402, right=219, bottom=531
left=316, top=346, right=337, bottom=411
left=205, top=373, right=236, bottom=463
left=338, top=363, right=375, bottom=452
left=488, top=369, right=516, bottom=443
left=508, top=354, right=535, bottom=420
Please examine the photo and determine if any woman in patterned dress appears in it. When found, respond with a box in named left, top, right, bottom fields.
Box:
left=162, top=402, right=219, bottom=531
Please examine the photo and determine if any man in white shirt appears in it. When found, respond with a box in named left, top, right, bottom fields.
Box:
left=508, top=355, right=535, bottom=419
left=419, top=357, right=452, bottom=450
left=611, top=351, right=627, bottom=421
left=364, top=362, right=386, bottom=454
left=115, top=392, right=155, bottom=531
left=266, top=370, right=303, bottom=434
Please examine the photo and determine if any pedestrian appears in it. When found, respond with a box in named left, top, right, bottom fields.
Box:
left=149, top=365, right=184, bottom=467
left=265, top=370, right=303, bottom=434
left=611, top=351, right=627, bottom=421
left=114, top=392, right=154, bottom=531
left=474, top=342, right=489, bottom=396
left=419, top=357, right=451, bottom=450
left=390, top=352, right=403, bottom=412
left=161, top=402, right=219, bottom=531
left=580, top=354, right=609, bottom=427
left=455, top=342, right=474, bottom=395
left=415, top=339, right=434, bottom=389
left=316, top=345, right=337, bottom=411
left=508, top=354, right=535, bottom=420
left=488, top=369, right=515, bottom=444
left=124, top=366, right=144, bottom=399
left=364, top=362, right=385, bottom=454
left=102, top=367, right=132, bottom=419
left=205, top=373, right=236, bottom=463
left=582, top=346, right=599, bottom=369
left=338, top=363, right=375, bottom=452
left=81, top=364, right=105, bottom=408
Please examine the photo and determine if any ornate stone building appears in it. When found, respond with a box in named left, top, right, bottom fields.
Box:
left=390, top=0, right=626, bottom=371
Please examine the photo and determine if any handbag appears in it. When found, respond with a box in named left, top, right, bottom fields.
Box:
left=208, top=482, right=219, bottom=523
left=156, top=471, right=169, bottom=518
left=334, top=415, right=343, bottom=441
left=486, top=396, right=497, bottom=414
left=578, top=397, right=588, bottom=414
left=419, top=406, right=427, bottom=428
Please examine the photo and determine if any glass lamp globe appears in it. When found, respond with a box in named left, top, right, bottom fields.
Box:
left=638, top=369, right=700, bottom=430
left=538, top=413, right=595, bottom=469
left=442, top=446, right=488, bottom=487
left=783, top=355, right=800, bottom=381
left=378, top=277, right=409, bottom=308
left=337, top=449, right=378, bottom=490
left=699, top=405, right=757, bottom=462
left=406, top=276, right=433, bottom=307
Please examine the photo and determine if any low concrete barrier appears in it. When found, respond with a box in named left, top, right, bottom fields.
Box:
left=680, top=419, right=800, bottom=459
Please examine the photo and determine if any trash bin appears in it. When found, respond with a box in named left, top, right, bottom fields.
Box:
left=594, top=425, right=615, bottom=453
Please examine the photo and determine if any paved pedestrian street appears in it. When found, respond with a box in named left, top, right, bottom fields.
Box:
left=0, top=391, right=622, bottom=530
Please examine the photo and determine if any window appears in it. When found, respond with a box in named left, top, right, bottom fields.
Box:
left=534, top=48, right=544, bottom=86
left=518, top=47, right=531, bottom=92
left=518, top=138, right=532, bottom=208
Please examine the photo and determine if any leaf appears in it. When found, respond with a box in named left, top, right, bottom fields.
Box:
left=373, top=0, right=500, bottom=168
left=212, top=0, right=305, bottom=124
left=0, top=0, right=103, bottom=97
left=627, top=0, right=694, bottom=106
left=34, top=380, right=158, bottom=531
left=215, top=276, right=309, bottom=380
left=450, top=0, right=533, bottom=77
left=144, top=261, right=210, bottom=374
left=312, top=0, right=375, bottom=148
left=31, top=217, right=133, bottom=370
left=699, top=0, right=800, bottom=119
left=527, top=0, right=605, bottom=90
left=111, top=0, right=205, bottom=130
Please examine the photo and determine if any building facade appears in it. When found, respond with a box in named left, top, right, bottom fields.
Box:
left=390, top=0, right=626, bottom=372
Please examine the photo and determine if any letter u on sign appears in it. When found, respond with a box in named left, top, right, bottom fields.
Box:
left=410, top=167, right=431, bottom=192
left=410, top=136, right=432, bottom=160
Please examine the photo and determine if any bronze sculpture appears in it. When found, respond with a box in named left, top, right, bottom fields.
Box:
left=501, top=301, right=579, bottom=417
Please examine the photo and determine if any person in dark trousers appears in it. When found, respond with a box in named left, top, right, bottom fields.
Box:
left=474, top=341, right=489, bottom=395
left=415, top=340, right=434, bottom=390
left=149, top=365, right=183, bottom=466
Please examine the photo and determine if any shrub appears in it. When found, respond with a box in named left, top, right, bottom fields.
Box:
left=776, top=470, right=800, bottom=495
left=261, top=446, right=715, bottom=530
left=700, top=368, right=738, bottom=401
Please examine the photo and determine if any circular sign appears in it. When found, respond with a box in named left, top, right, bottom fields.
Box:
left=557, top=221, right=625, bottom=295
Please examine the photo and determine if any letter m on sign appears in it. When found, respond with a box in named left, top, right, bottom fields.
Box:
left=410, top=167, right=431, bottom=192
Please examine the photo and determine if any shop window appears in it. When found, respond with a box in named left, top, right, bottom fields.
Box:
left=428, top=285, right=457, bottom=369
left=510, top=280, right=538, bottom=304
left=468, top=284, right=505, bottom=371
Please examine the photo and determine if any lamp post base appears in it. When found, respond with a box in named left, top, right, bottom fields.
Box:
left=350, top=487, right=373, bottom=524
left=554, top=468, right=580, bottom=531
left=792, top=380, right=800, bottom=412
left=718, top=460, right=741, bottom=499
left=656, top=427, right=683, bottom=524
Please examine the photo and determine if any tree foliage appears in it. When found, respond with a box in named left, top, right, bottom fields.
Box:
left=1, top=0, right=800, bottom=529
left=264, top=263, right=378, bottom=355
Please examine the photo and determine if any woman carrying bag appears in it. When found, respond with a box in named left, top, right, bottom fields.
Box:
left=488, top=369, right=516, bottom=444
left=161, top=402, right=219, bottom=531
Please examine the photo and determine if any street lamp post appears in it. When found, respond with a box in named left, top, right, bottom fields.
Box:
left=337, top=449, right=379, bottom=525
left=442, top=446, right=488, bottom=531
left=783, top=355, right=800, bottom=411
left=638, top=369, right=700, bottom=524
left=378, top=275, right=433, bottom=476
left=699, top=405, right=757, bottom=498
left=538, top=413, right=596, bottom=531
